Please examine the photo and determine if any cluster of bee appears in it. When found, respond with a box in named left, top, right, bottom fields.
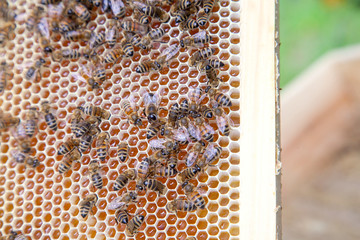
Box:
left=0, top=0, right=16, bottom=47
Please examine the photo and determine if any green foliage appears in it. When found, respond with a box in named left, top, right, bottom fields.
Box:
left=280, top=0, right=360, bottom=87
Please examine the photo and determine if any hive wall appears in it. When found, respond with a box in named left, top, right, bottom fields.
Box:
left=0, top=0, right=240, bottom=239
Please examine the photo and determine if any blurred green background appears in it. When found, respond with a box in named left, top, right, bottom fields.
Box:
left=280, top=0, right=360, bottom=87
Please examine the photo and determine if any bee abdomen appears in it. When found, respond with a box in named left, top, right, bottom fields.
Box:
left=189, top=192, right=206, bottom=209
left=45, top=113, right=57, bottom=131
left=80, top=202, right=91, bottom=218
left=114, top=175, right=128, bottom=191
left=91, top=173, right=103, bottom=189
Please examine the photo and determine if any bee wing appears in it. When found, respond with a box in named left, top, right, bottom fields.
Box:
left=163, top=44, right=180, bottom=61
left=204, top=122, right=215, bottom=134
left=37, top=17, right=50, bottom=38
left=47, top=3, right=64, bottom=19
left=11, top=123, right=29, bottom=141
left=102, top=0, right=110, bottom=12
left=110, top=0, right=125, bottom=16
left=186, top=151, right=198, bottom=167
left=188, top=122, right=201, bottom=141
left=108, top=197, right=126, bottom=210
left=173, top=128, right=189, bottom=142
left=216, top=115, right=227, bottom=134
left=149, top=139, right=167, bottom=150
left=204, top=143, right=217, bottom=164
left=14, top=12, right=27, bottom=21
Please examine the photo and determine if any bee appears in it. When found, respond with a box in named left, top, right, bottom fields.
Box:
left=40, top=101, right=57, bottom=131
left=155, top=164, right=177, bottom=177
left=25, top=58, right=46, bottom=82
left=57, top=138, right=80, bottom=155
left=58, top=148, right=82, bottom=174
left=63, top=29, right=92, bottom=41
left=176, top=164, right=201, bottom=183
left=203, top=0, right=217, bottom=13
left=180, top=30, right=212, bottom=48
left=146, top=120, right=163, bottom=140
left=90, top=55, right=106, bottom=86
left=205, top=86, right=232, bottom=107
left=96, top=132, right=110, bottom=161
left=115, top=208, right=131, bottom=224
left=143, top=179, right=167, bottom=195
left=135, top=60, right=157, bottom=74
left=120, top=19, right=149, bottom=35
left=154, top=44, right=180, bottom=70
left=214, top=106, right=231, bottom=136
left=0, top=61, right=10, bottom=95
left=166, top=199, right=197, bottom=213
left=199, top=104, right=213, bottom=119
left=143, top=92, right=161, bottom=123
left=70, top=108, right=84, bottom=134
left=10, top=124, right=31, bottom=153
left=26, top=5, right=45, bottom=31
left=0, top=230, right=26, bottom=240
left=110, top=0, right=126, bottom=19
left=114, top=168, right=137, bottom=191
left=133, top=10, right=150, bottom=25
left=125, top=213, right=145, bottom=237
left=179, top=117, right=201, bottom=142
left=108, top=191, right=138, bottom=210
left=79, top=126, right=100, bottom=153
left=173, top=127, right=189, bottom=145
left=178, top=99, right=189, bottom=119
left=167, top=103, right=180, bottom=128
left=175, top=0, right=195, bottom=10
left=188, top=87, right=205, bottom=118
left=124, top=31, right=146, bottom=49
left=185, top=142, right=205, bottom=167
left=51, top=49, right=82, bottom=62
left=105, top=20, right=118, bottom=48
left=182, top=182, right=206, bottom=209
left=121, top=99, right=142, bottom=126
left=120, top=38, right=135, bottom=57
left=205, top=66, right=220, bottom=88
left=79, top=104, right=111, bottom=120
left=136, top=158, right=151, bottom=187
left=133, top=2, right=170, bottom=23
left=37, top=17, right=53, bottom=53
left=72, top=117, right=92, bottom=138
left=79, top=194, right=98, bottom=219
left=57, top=18, right=78, bottom=33
left=11, top=150, right=40, bottom=169
left=198, top=59, right=225, bottom=71
left=89, top=32, right=105, bottom=49
left=149, top=139, right=178, bottom=153
left=196, top=118, right=215, bottom=142
left=102, top=47, right=124, bottom=64
left=168, top=151, right=178, bottom=169
left=67, top=1, right=91, bottom=23
left=88, top=160, right=104, bottom=189
left=189, top=47, right=215, bottom=67
left=179, top=18, right=199, bottom=31
left=117, top=142, right=129, bottom=162
left=201, top=142, right=222, bottom=166
left=159, top=123, right=174, bottom=138
left=197, top=8, right=209, bottom=26
left=23, top=107, right=39, bottom=138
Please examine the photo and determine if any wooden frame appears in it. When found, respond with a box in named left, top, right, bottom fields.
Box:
left=240, top=0, right=281, bottom=239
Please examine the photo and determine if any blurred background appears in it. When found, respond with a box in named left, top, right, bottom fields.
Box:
left=281, top=0, right=360, bottom=239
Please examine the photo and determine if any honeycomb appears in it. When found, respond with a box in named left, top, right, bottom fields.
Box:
left=0, top=0, right=240, bottom=239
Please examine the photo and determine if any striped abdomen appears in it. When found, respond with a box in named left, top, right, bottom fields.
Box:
left=91, top=173, right=103, bottom=189
left=114, top=174, right=129, bottom=191
left=187, top=191, right=206, bottom=209
left=214, top=93, right=232, bottom=107
left=115, top=209, right=129, bottom=224
left=117, top=142, right=129, bottom=162
left=79, top=135, right=93, bottom=153
left=45, top=113, right=57, bottom=131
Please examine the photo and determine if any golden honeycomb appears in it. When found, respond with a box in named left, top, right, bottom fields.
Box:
left=0, top=0, right=240, bottom=239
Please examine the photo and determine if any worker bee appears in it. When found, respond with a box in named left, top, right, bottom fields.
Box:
left=67, top=1, right=91, bottom=23
left=0, top=113, right=20, bottom=130
left=182, top=182, right=206, bottom=209
left=199, top=104, right=213, bottom=119
left=40, top=101, right=57, bottom=131
left=63, top=29, right=92, bottom=41
left=166, top=199, right=197, bottom=213
left=79, top=104, right=111, bottom=120
left=96, top=132, right=110, bottom=161
left=102, top=47, right=124, bottom=65
left=41, top=0, right=62, bottom=4
left=173, top=127, right=190, bottom=145
left=37, top=17, right=53, bottom=53
left=10, top=124, right=31, bottom=153
left=176, top=164, right=201, bottom=183
left=51, top=49, right=82, bottom=62
left=198, top=58, right=225, bottom=71
left=79, top=126, right=100, bottom=153
left=143, top=179, right=167, bottom=195
left=120, top=38, right=134, bottom=57
left=135, top=59, right=157, bottom=74
left=213, top=105, right=231, bottom=136
left=90, top=55, right=106, bottom=86
left=115, top=208, right=131, bottom=224
left=189, top=47, right=215, bottom=67
left=203, top=0, right=217, bottom=13
left=108, top=191, right=138, bottom=210
left=23, top=107, right=39, bottom=138
left=155, top=164, right=177, bottom=177
left=24, top=58, right=47, bottom=82
left=205, top=66, right=220, bottom=88
left=125, top=213, right=145, bottom=237
left=105, top=19, right=118, bottom=48
left=11, top=150, right=40, bottom=169
left=72, top=116, right=98, bottom=138
left=195, top=118, right=215, bottom=142
left=154, top=44, right=180, bottom=70
left=201, top=142, right=222, bottom=166
left=26, top=5, right=45, bottom=31
left=58, top=148, right=82, bottom=174
left=0, top=61, right=10, bottom=95
left=159, top=123, right=174, bottom=138
left=70, top=108, right=84, bottom=134
left=74, top=63, right=100, bottom=90
left=205, top=86, right=232, bottom=107
left=57, top=138, right=80, bottom=155
left=124, top=31, right=146, bottom=49
left=120, top=19, right=149, bottom=35
left=88, top=160, right=104, bottom=189
left=121, top=99, right=142, bottom=126
left=117, top=142, right=129, bottom=162
left=167, top=103, right=180, bottom=128
left=180, top=30, right=212, bottom=48
left=110, top=0, right=126, bottom=19
left=89, top=32, right=105, bottom=49
left=0, top=230, right=27, bottom=240
left=57, top=18, right=78, bottom=33
left=79, top=194, right=98, bottom=219
left=136, top=158, right=151, bottom=188
left=149, top=139, right=178, bottom=153
left=147, top=119, right=166, bottom=139
left=179, top=18, right=199, bottom=31
left=188, top=87, right=205, bottom=118
left=143, top=92, right=161, bottom=124
left=0, top=21, right=15, bottom=47
left=197, top=8, right=209, bottom=26
left=185, top=142, right=205, bottom=167
left=114, top=169, right=137, bottom=191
